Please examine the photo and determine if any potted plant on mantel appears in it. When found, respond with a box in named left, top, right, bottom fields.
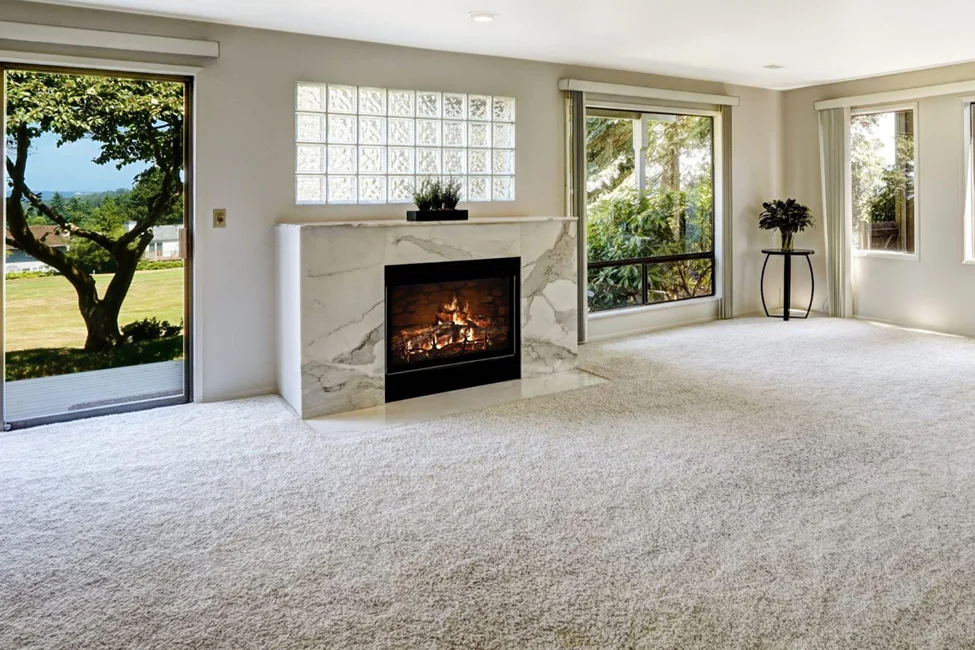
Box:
left=758, top=198, right=814, bottom=251
left=407, top=178, right=468, bottom=222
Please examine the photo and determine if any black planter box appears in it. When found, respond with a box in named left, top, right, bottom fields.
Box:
left=406, top=209, right=469, bottom=222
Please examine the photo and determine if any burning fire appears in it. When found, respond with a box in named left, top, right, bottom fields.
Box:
left=401, top=293, right=491, bottom=360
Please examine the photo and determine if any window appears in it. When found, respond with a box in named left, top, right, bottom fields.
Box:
left=851, top=107, right=916, bottom=255
left=585, top=107, right=715, bottom=312
left=294, top=83, right=515, bottom=205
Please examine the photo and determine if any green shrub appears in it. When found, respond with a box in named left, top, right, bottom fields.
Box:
left=122, top=317, right=182, bottom=343
left=586, top=188, right=713, bottom=312
left=137, top=259, right=184, bottom=271
left=6, top=336, right=183, bottom=381
left=6, top=270, right=59, bottom=281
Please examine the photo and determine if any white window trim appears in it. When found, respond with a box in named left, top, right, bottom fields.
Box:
left=583, top=100, right=725, bottom=315
left=850, top=102, right=920, bottom=262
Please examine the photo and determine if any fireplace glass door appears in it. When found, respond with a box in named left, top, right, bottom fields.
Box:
left=385, top=257, right=520, bottom=401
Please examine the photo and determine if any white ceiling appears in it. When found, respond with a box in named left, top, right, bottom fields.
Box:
left=29, top=0, right=975, bottom=89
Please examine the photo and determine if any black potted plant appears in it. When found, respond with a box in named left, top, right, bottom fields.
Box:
left=759, top=198, right=814, bottom=251
left=407, top=178, right=468, bottom=222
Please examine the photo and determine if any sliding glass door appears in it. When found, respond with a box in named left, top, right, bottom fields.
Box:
left=2, top=64, right=193, bottom=427
left=584, top=106, right=716, bottom=312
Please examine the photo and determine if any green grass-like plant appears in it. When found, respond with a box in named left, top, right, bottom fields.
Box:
left=412, top=178, right=464, bottom=211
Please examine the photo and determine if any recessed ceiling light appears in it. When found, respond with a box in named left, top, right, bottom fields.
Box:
left=763, top=64, right=785, bottom=70
left=468, top=11, right=499, bottom=23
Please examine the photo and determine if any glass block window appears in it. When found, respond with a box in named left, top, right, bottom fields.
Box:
left=295, top=82, right=515, bottom=205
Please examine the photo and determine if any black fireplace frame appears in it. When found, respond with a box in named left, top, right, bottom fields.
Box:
left=384, top=257, right=521, bottom=402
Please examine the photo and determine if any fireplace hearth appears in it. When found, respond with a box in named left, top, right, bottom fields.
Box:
left=385, top=257, right=521, bottom=402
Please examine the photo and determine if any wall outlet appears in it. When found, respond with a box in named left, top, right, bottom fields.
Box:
left=213, top=208, right=227, bottom=228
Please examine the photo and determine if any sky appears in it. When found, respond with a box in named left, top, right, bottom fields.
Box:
left=18, top=133, right=149, bottom=194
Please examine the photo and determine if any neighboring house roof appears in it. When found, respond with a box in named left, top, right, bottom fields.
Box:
left=5, top=226, right=70, bottom=251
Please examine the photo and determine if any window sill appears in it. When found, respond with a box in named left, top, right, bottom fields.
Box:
left=853, top=250, right=919, bottom=262
left=588, top=295, right=720, bottom=320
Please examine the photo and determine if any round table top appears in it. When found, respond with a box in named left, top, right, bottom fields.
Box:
left=762, top=248, right=815, bottom=255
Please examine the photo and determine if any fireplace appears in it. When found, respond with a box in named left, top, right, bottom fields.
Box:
left=384, top=257, right=521, bottom=402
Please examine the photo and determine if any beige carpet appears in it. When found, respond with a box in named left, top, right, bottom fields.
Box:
left=3, top=317, right=975, bottom=649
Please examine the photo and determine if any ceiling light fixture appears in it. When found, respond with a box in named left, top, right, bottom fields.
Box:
left=468, top=11, right=499, bottom=23
left=763, top=64, right=785, bottom=70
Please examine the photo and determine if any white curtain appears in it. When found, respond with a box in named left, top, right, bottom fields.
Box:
left=818, top=107, right=853, bottom=318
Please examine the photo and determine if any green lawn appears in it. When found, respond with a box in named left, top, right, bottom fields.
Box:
left=5, top=268, right=183, bottom=351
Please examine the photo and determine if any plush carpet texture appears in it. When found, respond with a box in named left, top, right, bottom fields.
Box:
left=3, top=317, right=975, bottom=649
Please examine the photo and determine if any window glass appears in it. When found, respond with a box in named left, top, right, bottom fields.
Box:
left=295, top=83, right=515, bottom=205
left=851, top=108, right=915, bottom=254
left=585, top=109, right=715, bottom=312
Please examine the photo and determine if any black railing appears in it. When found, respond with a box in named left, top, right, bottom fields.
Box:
left=587, top=251, right=715, bottom=306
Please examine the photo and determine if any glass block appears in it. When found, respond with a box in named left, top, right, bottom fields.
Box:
left=388, top=118, right=415, bottom=146
left=443, top=121, right=466, bottom=147
left=416, top=148, right=441, bottom=174
left=443, top=149, right=466, bottom=175
left=327, top=145, right=357, bottom=174
left=328, top=115, right=356, bottom=144
left=389, top=176, right=416, bottom=203
left=327, top=84, right=356, bottom=114
left=492, top=176, right=515, bottom=201
left=358, top=176, right=387, bottom=204
left=358, top=146, right=386, bottom=174
left=388, top=90, right=415, bottom=117
left=492, top=96, right=516, bottom=122
left=416, top=91, right=441, bottom=118
left=296, top=175, right=325, bottom=203
left=443, top=93, right=467, bottom=119
left=469, top=122, right=491, bottom=148
left=469, top=95, right=491, bottom=121
left=388, top=147, right=415, bottom=174
left=296, top=113, right=325, bottom=142
left=296, top=145, right=325, bottom=173
left=492, top=149, right=514, bottom=175
left=296, top=83, right=324, bottom=111
left=358, top=116, right=387, bottom=145
left=468, top=149, right=490, bottom=174
left=327, top=176, right=356, bottom=204
left=417, top=120, right=441, bottom=146
left=493, top=123, right=515, bottom=149
left=358, top=87, right=386, bottom=115
left=468, top=176, right=491, bottom=202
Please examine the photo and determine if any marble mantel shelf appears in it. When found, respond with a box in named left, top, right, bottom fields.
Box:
left=276, top=216, right=577, bottom=228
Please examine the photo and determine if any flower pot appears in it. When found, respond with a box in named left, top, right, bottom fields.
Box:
left=406, top=209, right=469, bottom=222
left=780, top=231, right=795, bottom=251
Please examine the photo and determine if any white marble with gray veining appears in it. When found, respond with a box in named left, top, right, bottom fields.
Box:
left=277, top=217, right=578, bottom=418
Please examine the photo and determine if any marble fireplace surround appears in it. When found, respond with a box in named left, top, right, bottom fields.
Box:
left=276, top=217, right=578, bottom=419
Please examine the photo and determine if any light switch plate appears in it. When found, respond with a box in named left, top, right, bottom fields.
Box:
left=213, top=208, right=227, bottom=228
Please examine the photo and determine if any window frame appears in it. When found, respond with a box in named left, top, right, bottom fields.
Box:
left=849, top=102, right=920, bottom=262
left=582, top=100, right=723, bottom=314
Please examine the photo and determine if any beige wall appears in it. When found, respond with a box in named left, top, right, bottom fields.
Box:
left=785, top=62, right=975, bottom=331
left=0, top=0, right=783, bottom=401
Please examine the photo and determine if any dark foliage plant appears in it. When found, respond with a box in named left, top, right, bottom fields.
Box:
left=121, top=317, right=182, bottom=343
left=758, top=198, right=815, bottom=235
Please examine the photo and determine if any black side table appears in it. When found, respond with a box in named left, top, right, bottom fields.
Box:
left=761, top=249, right=814, bottom=321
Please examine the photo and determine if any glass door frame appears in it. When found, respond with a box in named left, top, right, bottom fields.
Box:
left=0, top=62, right=195, bottom=429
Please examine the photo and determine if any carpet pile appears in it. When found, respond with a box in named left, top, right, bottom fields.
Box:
left=2, top=318, right=975, bottom=648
